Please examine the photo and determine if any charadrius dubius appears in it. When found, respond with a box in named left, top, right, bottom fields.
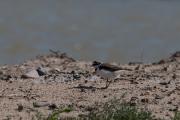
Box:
left=92, top=61, right=122, bottom=88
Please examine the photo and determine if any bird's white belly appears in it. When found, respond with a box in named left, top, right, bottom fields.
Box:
left=96, top=69, right=114, bottom=79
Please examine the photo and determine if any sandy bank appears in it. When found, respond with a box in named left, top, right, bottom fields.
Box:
left=0, top=51, right=180, bottom=120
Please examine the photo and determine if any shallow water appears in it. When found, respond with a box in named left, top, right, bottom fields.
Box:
left=0, top=0, right=180, bottom=64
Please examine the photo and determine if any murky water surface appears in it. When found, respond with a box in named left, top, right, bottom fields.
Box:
left=0, top=0, right=180, bottom=64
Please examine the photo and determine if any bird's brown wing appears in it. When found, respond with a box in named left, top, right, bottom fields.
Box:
left=100, top=63, right=122, bottom=72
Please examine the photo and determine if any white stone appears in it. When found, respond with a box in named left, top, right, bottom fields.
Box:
left=23, top=70, right=40, bottom=78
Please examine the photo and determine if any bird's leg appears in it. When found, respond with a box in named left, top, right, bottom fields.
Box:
left=99, top=79, right=112, bottom=89
left=104, top=78, right=111, bottom=89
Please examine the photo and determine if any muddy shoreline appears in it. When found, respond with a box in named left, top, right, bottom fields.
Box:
left=0, top=51, right=180, bottom=120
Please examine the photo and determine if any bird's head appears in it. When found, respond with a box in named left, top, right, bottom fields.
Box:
left=92, top=61, right=101, bottom=66
left=92, top=61, right=102, bottom=71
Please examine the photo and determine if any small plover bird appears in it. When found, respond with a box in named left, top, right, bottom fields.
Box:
left=92, top=61, right=122, bottom=88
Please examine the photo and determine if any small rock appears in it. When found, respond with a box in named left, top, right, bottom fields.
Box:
left=48, top=104, right=57, bottom=110
left=130, top=97, right=138, bottom=106
left=171, top=51, right=180, bottom=58
left=169, top=106, right=178, bottom=112
left=0, top=75, right=12, bottom=81
left=36, top=67, right=47, bottom=76
left=17, top=104, right=23, bottom=112
left=130, top=80, right=138, bottom=84
left=103, top=95, right=107, bottom=98
left=167, top=65, right=175, bottom=72
left=33, top=101, right=50, bottom=108
left=155, top=94, right=163, bottom=99
left=21, top=70, right=40, bottom=79
left=159, top=80, right=170, bottom=85
left=157, top=59, right=166, bottom=64
left=70, top=71, right=81, bottom=80
left=167, top=101, right=172, bottom=104
left=0, top=71, right=3, bottom=75
left=49, top=68, right=62, bottom=74
left=172, top=74, right=176, bottom=79
left=73, top=74, right=81, bottom=80
left=141, top=98, right=149, bottom=103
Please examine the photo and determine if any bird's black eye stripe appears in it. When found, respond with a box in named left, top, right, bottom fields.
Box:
left=92, top=61, right=101, bottom=66
left=97, top=64, right=103, bottom=70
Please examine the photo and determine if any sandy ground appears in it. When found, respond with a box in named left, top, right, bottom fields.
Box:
left=0, top=51, right=180, bottom=120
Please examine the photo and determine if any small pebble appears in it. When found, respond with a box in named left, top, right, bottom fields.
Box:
left=33, top=101, right=50, bottom=108
left=17, top=104, right=23, bottom=112
left=36, top=67, right=47, bottom=76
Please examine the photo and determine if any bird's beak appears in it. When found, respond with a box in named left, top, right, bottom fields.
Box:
left=92, top=67, right=97, bottom=74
